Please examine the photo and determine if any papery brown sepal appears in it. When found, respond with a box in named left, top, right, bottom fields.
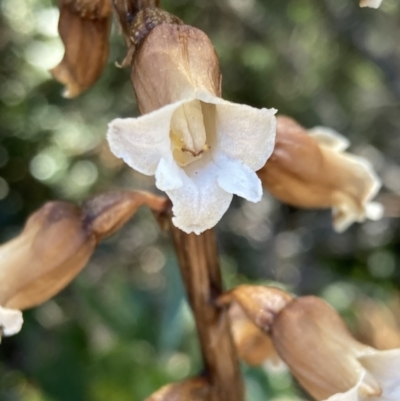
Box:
left=218, top=285, right=293, bottom=332
left=271, top=296, right=371, bottom=400
left=50, top=0, right=112, bottom=97
left=229, top=303, right=281, bottom=366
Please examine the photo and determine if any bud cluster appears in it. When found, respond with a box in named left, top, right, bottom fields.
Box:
left=220, top=285, right=400, bottom=401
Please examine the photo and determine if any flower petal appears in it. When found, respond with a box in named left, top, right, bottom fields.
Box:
left=359, top=349, right=400, bottom=400
left=360, top=0, right=383, bottom=8
left=308, top=126, right=350, bottom=152
left=0, top=306, right=23, bottom=337
left=166, top=157, right=232, bottom=234
left=325, top=383, right=360, bottom=401
left=155, top=157, right=183, bottom=191
left=329, top=152, right=382, bottom=232
left=107, top=100, right=188, bottom=175
left=216, top=154, right=262, bottom=202
left=197, top=92, right=277, bottom=171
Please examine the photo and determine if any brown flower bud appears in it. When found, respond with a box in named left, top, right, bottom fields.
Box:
left=82, top=190, right=168, bottom=241
left=144, top=377, right=211, bottom=401
left=271, top=296, right=381, bottom=400
left=218, top=285, right=293, bottom=331
left=229, top=302, right=282, bottom=366
left=0, top=202, right=95, bottom=311
left=0, top=190, right=166, bottom=336
left=50, top=0, right=112, bottom=97
left=131, top=22, right=221, bottom=113
left=258, top=116, right=382, bottom=232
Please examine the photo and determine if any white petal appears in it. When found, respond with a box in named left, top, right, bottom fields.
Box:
left=197, top=91, right=277, bottom=171
left=167, top=157, right=232, bottom=234
left=155, top=157, right=183, bottom=191
left=365, top=202, right=384, bottom=221
left=0, top=306, right=23, bottom=337
left=330, top=152, right=382, bottom=232
left=359, top=349, right=400, bottom=400
left=107, top=99, right=188, bottom=175
left=324, top=373, right=369, bottom=401
left=215, top=154, right=262, bottom=202
left=308, top=126, right=350, bottom=152
left=360, top=0, right=383, bottom=8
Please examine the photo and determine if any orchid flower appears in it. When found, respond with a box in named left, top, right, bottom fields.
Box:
left=107, top=22, right=276, bottom=234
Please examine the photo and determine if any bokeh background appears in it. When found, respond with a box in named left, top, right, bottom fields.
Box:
left=1, top=0, right=400, bottom=400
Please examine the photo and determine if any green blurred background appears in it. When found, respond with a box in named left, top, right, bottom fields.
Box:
left=1, top=0, right=400, bottom=400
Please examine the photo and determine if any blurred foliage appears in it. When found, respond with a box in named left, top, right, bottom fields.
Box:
left=0, top=0, right=400, bottom=400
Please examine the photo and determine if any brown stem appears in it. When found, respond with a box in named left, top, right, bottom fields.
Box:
left=169, top=223, right=244, bottom=401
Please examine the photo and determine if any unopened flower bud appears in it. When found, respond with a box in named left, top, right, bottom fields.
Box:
left=258, top=116, right=382, bottom=232
left=83, top=190, right=168, bottom=241
left=0, top=190, right=166, bottom=338
left=51, top=0, right=112, bottom=97
left=218, top=285, right=293, bottom=331
left=229, top=302, right=282, bottom=367
left=108, top=22, right=276, bottom=234
left=0, top=202, right=96, bottom=313
left=271, top=296, right=391, bottom=401
left=144, top=377, right=211, bottom=401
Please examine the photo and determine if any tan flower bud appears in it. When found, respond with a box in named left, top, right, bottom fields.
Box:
left=131, top=22, right=221, bottom=113
left=218, top=285, right=293, bottom=331
left=82, top=190, right=168, bottom=241
left=271, top=296, right=382, bottom=400
left=0, top=202, right=96, bottom=311
left=354, top=297, right=400, bottom=351
left=229, top=302, right=282, bottom=367
left=144, top=377, right=211, bottom=401
left=0, top=190, right=166, bottom=337
left=50, top=0, right=112, bottom=97
left=258, top=116, right=382, bottom=232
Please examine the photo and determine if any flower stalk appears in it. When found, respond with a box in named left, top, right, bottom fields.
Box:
left=169, top=222, right=244, bottom=401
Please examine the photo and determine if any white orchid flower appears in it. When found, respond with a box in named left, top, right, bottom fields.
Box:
left=107, top=23, right=276, bottom=234
left=359, top=0, right=383, bottom=8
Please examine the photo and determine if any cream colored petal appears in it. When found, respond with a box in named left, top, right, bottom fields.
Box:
left=0, top=306, right=23, bottom=337
left=197, top=91, right=277, bottom=171
left=325, top=383, right=360, bottom=401
left=308, top=126, right=350, bottom=152
left=330, top=152, right=382, bottom=232
left=360, top=0, right=383, bottom=8
left=168, top=156, right=232, bottom=234
left=107, top=99, right=189, bottom=175
left=216, top=154, right=263, bottom=202
left=359, top=349, right=400, bottom=400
